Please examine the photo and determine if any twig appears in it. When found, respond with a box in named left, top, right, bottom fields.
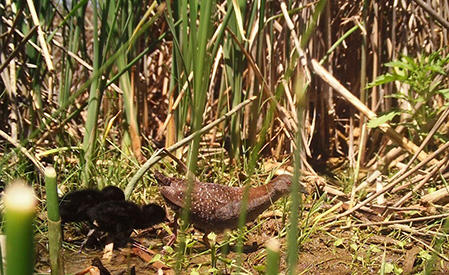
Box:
left=0, top=129, right=44, bottom=175
left=390, top=106, right=449, bottom=182
left=25, top=0, right=54, bottom=72
left=394, top=154, right=449, bottom=207
left=310, top=59, right=433, bottom=164
left=333, top=141, right=449, bottom=219
left=340, top=213, right=449, bottom=229
left=0, top=26, right=38, bottom=75
left=405, top=232, right=449, bottom=262
left=389, top=224, right=448, bottom=238
left=412, top=0, right=449, bottom=30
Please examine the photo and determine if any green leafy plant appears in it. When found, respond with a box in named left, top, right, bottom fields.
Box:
left=367, top=50, right=449, bottom=143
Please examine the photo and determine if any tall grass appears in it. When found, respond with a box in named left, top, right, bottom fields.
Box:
left=164, top=1, right=218, bottom=271
left=2, top=0, right=449, bottom=273
left=1, top=0, right=325, bottom=272
left=80, top=0, right=102, bottom=186
left=80, top=0, right=165, bottom=186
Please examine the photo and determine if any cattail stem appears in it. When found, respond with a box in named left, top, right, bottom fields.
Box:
left=45, top=167, right=64, bottom=275
left=0, top=238, right=4, bottom=275
left=266, top=239, right=280, bottom=275
left=45, top=167, right=60, bottom=221
left=4, top=182, right=37, bottom=275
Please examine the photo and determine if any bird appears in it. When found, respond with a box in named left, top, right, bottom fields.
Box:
left=153, top=171, right=307, bottom=246
left=59, top=186, right=125, bottom=223
left=84, top=201, right=166, bottom=247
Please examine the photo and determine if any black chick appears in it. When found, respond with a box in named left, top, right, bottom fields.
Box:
left=59, top=186, right=125, bottom=223
left=85, top=201, right=166, bottom=247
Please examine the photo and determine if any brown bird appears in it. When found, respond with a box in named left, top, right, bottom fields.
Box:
left=154, top=171, right=307, bottom=246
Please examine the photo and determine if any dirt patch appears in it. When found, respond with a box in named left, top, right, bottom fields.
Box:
left=34, top=219, right=449, bottom=274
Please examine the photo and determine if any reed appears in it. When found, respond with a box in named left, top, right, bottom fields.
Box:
left=266, top=238, right=280, bottom=275
left=4, top=182, right=37, bottom=275
left=45, top=167, right=64, bottom=275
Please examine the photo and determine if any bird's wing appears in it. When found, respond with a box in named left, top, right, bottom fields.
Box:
left=213, top=192, right=273, bottom=221
left=213, top=200, right=242, bottom=220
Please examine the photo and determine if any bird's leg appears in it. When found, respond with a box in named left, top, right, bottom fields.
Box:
left=202, top=231, right=212, bottom=250
left=79, top=228, right=96, bottom=253
left=166, top=213, right=178, bottom=246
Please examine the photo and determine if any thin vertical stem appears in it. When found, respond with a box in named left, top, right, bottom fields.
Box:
left=45, top=167, right=64, bottom=275
left=288, top=72, right=305, bottom=274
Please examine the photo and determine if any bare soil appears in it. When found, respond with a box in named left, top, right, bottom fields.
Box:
left=34, top=216, right=449, bottom=274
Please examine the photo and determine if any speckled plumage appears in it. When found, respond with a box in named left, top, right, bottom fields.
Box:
left=154, top=171, right=305, bottom=233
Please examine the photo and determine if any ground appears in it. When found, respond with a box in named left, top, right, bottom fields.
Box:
left=34, top=214, right=449, bottom=274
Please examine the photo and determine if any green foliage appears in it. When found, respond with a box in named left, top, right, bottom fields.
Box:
left=367, top=50, right=449, bottom=142
left=6, top=0, right=447, bottom=274
left=367, top=111, right=402, bottom=128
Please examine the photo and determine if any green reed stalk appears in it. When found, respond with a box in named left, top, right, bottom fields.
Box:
left=209, top=232, right=218, bottom=270
left=59, top=0, right=87, bottom=111
left=184, top=0, right=215, bottom=173
left=164, top=1, right=217, bottom=271
left=247, top=0, right=266, bottom=150
left=45, top=167, right=64, bottom=275
left=181, top=1, right=215, bottom=268
left=4, top=182, right=37, bottom=275
left=223, top=0, right=246, bottom=161
left=225, top=2, right=250, bottom=271
left=266, top=239, right=280, bottom=275
left=114, top=0, right=140, bottom=162
left=287, top=72, right=306, bottom=275
left=0, top=241, right=3, bottom=275
left=284, top=2, right=330, bottom=268
left=81, top=0, right=102, bottom=187
left=163, top=4, right=193, bottom=268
